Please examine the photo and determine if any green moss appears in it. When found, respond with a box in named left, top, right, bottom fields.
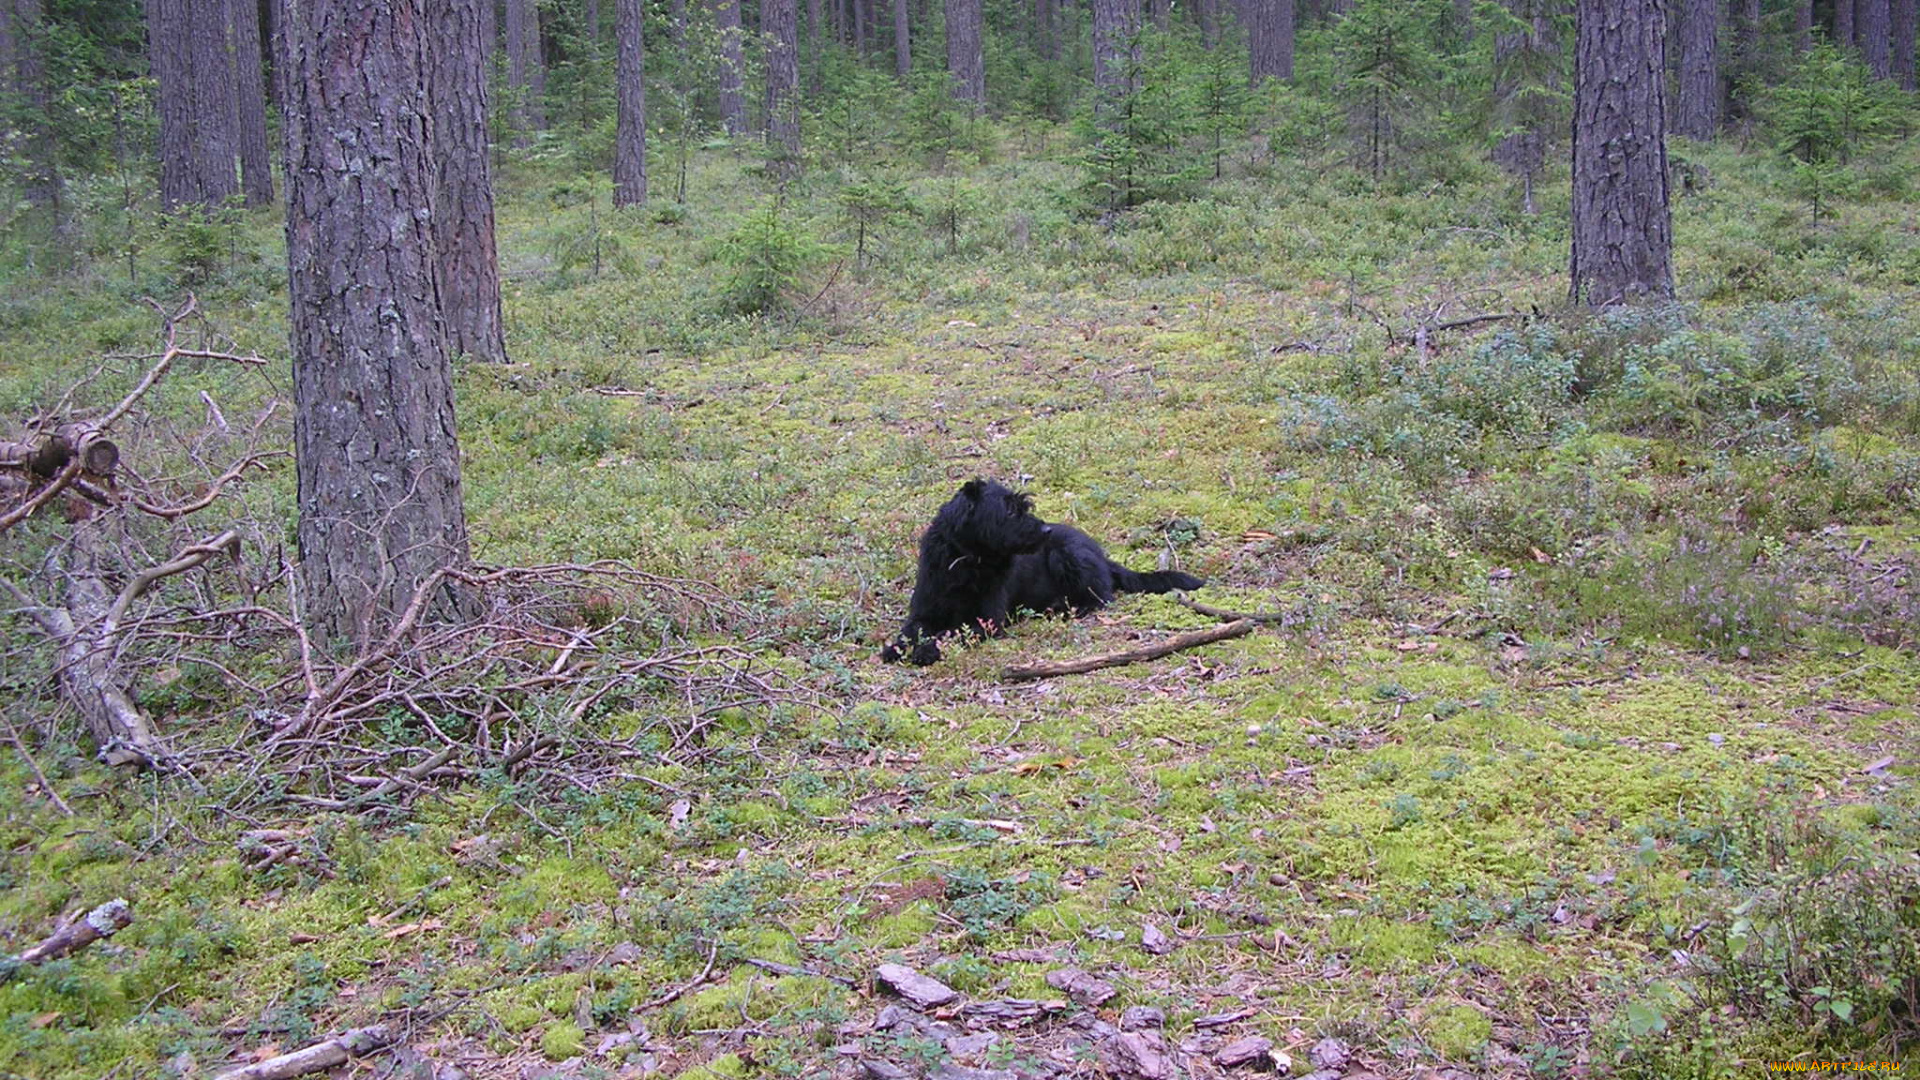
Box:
left=541, top=1021, right=586, bottom=1061
left=1328, top=917, right=1440, bottom=970
left=1423, top=1001, right=1493, bottom=1059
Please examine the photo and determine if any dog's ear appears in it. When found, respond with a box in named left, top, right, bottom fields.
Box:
left=960, top=479, right=985, bottom=501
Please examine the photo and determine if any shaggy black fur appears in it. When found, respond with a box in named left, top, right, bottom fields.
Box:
left=880, top=479, right=1205, bottom=665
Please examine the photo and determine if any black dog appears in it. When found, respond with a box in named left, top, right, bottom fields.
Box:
left=881, top=479, right=1204, bottom=665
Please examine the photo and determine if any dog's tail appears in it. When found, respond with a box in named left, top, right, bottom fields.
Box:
left=1109, top=563, right=1203, bottom=595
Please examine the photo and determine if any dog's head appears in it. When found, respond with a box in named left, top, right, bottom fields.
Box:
left=941, top=478, right=1052, bottom=556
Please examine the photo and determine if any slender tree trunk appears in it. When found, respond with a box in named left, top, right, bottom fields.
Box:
left=1794, top=0, right=1812, bottom=51
left=1246, top=0, right=1294, bottom=84
left=1893, top=0, right=1917, bottom=89
left=1149, top=0, right=1169, bottom=32
left=893, top=0, right=910, bottom=76
left=1494, top=0, right=1553, bottom=192
left=1671, top=0, right=1717, bottom=137
left=766, top=0, right=801, bottom=163
left=1835, top=0, right=1855, bottom=46
left=506, top=0, right=545, bottom=144
left=9, top=0, right=64, bottom=221
left=1570, top=0, right=1674, bottom=306
left=1092, top=0, right=1139, bottom=104
left=715, top=0, right=746, bottom=134
left=853, top=0, right=867, bottom=53
left=1859, top=0, right=1893, bottom=76
left=1726, top=0, right=1761, bottom=120
left=283, top=0, right=479, bottom=646
left=1196, top=0, right=1218, bottom=50
left=808, top=0, right=824, bottom=86
left=429, top=0, right=507, bottom=362
left=586, top=0, right=601, bottom=42
left=192, top=0, right=241, bottom=205
left=614, top=0, right=647, bottom=204
left=947, top=0, right=985, bottom=110
left=232, top=0, right=275, bottom=205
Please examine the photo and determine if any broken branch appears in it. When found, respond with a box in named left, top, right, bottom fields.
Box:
left=5, top=899, right=132, bottom=975
left=1002, top=620, right=1256, bottom=682
left=210, top=1025, right=394, bottom=1080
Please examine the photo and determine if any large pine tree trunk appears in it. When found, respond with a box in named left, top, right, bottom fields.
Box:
left=505, top=0, right=546, bottom=145
left=191, top=0, right=240, bottom=205
left=1091, top=0, right=1139, bottom=104
left=283, top=0, right=478, bottom=647
left=715, top=0, right=746, bottom=135
left=614, top=0, right=648, bottom=205
left=1859, top=0, right=1893, bottom=76
left=232, top=0, right=275, bottom=206
left=1893, top=0, right=1917, bottom=89
left=149, top=0, right=228, bottom=209
left=1835, top=0, right=1855, bottom=46
left=893, top=0, right=910, bottom=76
left=766, top=0, right=801, bottom=162
left=1570, top=0, right=1674, bottom=306
left=1246, top=0, right=1295, bottom=84
left=430, top=0, right=508, bottom=362
left=946, top=0, right=985, bottom=110
left=1671, top=0, right=1717, bottom=138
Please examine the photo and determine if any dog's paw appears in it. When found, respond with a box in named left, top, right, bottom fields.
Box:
left=880, top=641, right=904, bottom=664
left=910, top=640, right=942, bottom=666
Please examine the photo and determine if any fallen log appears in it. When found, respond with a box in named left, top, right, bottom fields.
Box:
left=4, top=898, right=132, bottom=976
left=211, top=1026, right=394, bottom=1080
left=1002, top=620, right=1256, bottom=682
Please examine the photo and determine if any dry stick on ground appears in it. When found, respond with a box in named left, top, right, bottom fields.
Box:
left=4, top=898, right=132, bottom=975
left=1175, top=595, right=1305, bottom=625
left=1001, top=620, right=1256, bottom=682
left=209, top=1025, right=394, bottom=1080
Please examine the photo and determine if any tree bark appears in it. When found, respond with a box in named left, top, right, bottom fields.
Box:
left=1246, top=0, right=1295, bottom=84
left=192, top=0, right=240, bottom=204
left=1671, top=0, right=1717, bottom=138
left=1834, top=0, right=1855, bottom=46
left=766, top=0, right=800, bottom=162
left=614, top=0, right=648, bottom=205
left=893, top=0, right=910, bottom=76
left=1149, top=0, right=1169, bottom=32
left=1196, top=0, right=1218, bottom=50
left=715, top=0, right=746, bottom=135
left=505, top=0, right=545, bottom=144
left=1795, top=0, right=1812, bottom=51
left=586, top=0, right=601, bottom=42
left=946, top=0, right=985, bottom=110
left=1893, top=0, right=1917, bottom=89
left=150, top=0, right=230, bottom=209
left=1091, top=0, right=1139, bottom=104
left=808, top=0, right=824, bottom=87
left=232, top=0, right=275, bottom=205
left=1570, top=0, right=1674, bottom=306
left=282, top=0, right=480, bottom=648
left=430, top=0, right=508, bottom=363
left=1859, top=0, right=1892, bottom=76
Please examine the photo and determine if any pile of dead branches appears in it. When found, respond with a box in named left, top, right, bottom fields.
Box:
left=1, top=301, right=825, bottom=816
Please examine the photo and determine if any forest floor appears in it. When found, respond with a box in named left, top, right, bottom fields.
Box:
left=0, top=133, right=1917, bottom=1080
